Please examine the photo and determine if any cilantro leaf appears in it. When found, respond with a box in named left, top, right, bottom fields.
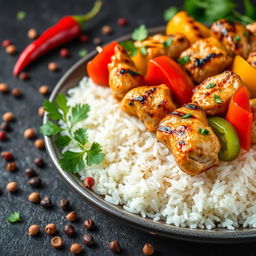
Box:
left=74, top=128, right=89, bottom=148
left=7, top=212, right=22, bottom=223
left=59, top=151, right=85, bottom=173
left=234, top=35, right=241, bottom=42
left=86, top=142, right=105, bottom=166
left=214, top=94, right=222, bottom=104
left=163, top=7, right=179, bottom=22
left=132, top=25, right=148, bottom=41
left=206, top=83, right=216, bottom=89
left=40, top=121, right=62, bottom=136
left=140, top=46, right=147, bottom=56
left=69, top=104, right=90, bottom=127
left=55, top=94, right=69, bottom=120
left=163, top=37, right=173, bottom=48
left=120, top=41, right=138, bottom=57
left=55, top=135, right=71, bottom=148
left=78, top=49, right=88, bottom=57
left=178, top=55, right=190, bottom=64
left=181, top=113, right=192, bottom=119
left=199, top=128, right=209, bottom=135
left=43, top=100, right=62, bottom=120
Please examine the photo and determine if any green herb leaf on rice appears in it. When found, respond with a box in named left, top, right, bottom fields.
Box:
left=59, top=151, right=85, bottom=174
left=7, top=212, right=22, bottom=223
left=86, top=142, right=105, bottom=166
left=69, top=104, right=90, bottom=127
left=132, top=25, right=148, bottom=41
left=55, top=94, right=69, bottom=120
left=55, top=135, right=71, bottom=148
left=40, top=121, right=62, bottom=136
left=74, top=128, right=89, bottom=148
left=43, top=100, right=63, bottom=120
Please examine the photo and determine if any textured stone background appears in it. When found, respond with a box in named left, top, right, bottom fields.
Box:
left=0, top=0, right=256, bottom=255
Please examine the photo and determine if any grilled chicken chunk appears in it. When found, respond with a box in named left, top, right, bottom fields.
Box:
left=108, top=44, right=142, bottom=100
left=157, top=103, right=221, bottom=176
left=179, top=37, right=232, bottom=83
left=192, top=71, right=243, bottom=115
left=247, top=22, right=256, bottom=35
left=247, top=50, right=256, bottom=68
left=121, top=84, right=176, bottom=132
left=211, top=19, right=253, bottom=59
left=250, top=99, right=256, bottom=144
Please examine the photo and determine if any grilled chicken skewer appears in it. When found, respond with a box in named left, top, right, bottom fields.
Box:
left=157, top=103, right=221, bottom=176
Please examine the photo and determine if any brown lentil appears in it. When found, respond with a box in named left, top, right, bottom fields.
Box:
left=38, top=85, right=49, bottom=95
left=83, top=177, right=95, bottom=188
left=83, top=234, right=95, bottom=247
left=38, top=106, right=45, bottom=117
left=28, top=225, right=40, bottom=236
left=83, top=219, right=94, bottom=230
left=0, top=121, right=11, bottom=131
left=40, top=197, right=52, bottom=208
left=70, top=243, right=82, bottom=254
left=0, top=131, right=7, bottom=141
left=101, top=25, right=112, bottom=35
left=142, top=243, right=155, bottom=255
left=93, top=37, right=102, bottom=45
left=66, top=211, right=77, bottom=222
left=45, top=223, right=57, bottom=235
left=108, top=240, right=121, bottom=253
left=6, top=162, right=17, bottom=172
left=27, top=28, right=38, bottom=39
left=28, top=176, right=41, bottom=187
left=34, top=157, right=44, bottom=167
left=1, top=151, right=13, bottom=161
left=48, top=62, right=59, bottom=72
left=24, top=168, right=37, bottom=178
left=6, top=181, right=18, bottom=192
left=11, top=88, right=22, bottom=98
left=2, top=112, right=15, bottom=122
left=59, top=199, right=70, bottom=211
left=6, top=45, right=16, bottom=55
left=24, top=128, right=36, bottom=139
left=19, top=72, right=30, bottom=80
left=0, top=83, right=9, bottom=93
left=51, top=236, right=63, bottom=249
left=34, top=139, right=45, bottom=149
left=63, top=224, right=76, bottom=237
left=28, top=192, right=40, bottom=203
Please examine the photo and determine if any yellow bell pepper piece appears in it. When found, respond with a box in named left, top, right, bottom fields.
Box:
left=131, top=51, right=148, bottom=75
left=166, top=11, right=210, bottom=44
left=232, top=55, right=256, bottom=97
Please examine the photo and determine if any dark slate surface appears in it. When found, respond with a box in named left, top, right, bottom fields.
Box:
left=1, top=0, right=256, bottom=255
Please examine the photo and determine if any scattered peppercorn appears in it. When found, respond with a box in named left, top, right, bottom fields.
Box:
left=0, top=121, right=10, bottom=131
left=38, top=107, right=45, bottom=117
left=6, top=162, right=17, bottom=172
left=28, top=192, right=40, bottom=203
left=51, top=236, right=63, bottom=249
left=70, top=243, right=82, bottom=254
left=0, top=131, right=7, bottom=141
left=45, top=223, right=57, bottom=235
left=1, top=151, right=13, bottom=161
left=6, top=45, right=17, bottom=55
left=34, top=139, right=45, bottom=149
left=59, top=48, right=70, bottom=58
left=83, top=234, right=95, bottom=247
left=117, top=17, right=127, bottom=26
left=2, top=112, right=15, bottom=122
left=2, top=39, right=12, bottom=48
left=59, top=199, right=70, bottom=211
left=142, top=243, right=155, bottom=255
left=38, top=85, right=49, bottom=95
left=34, top=157, right=44, bottom=167
left=0, top=83, right=9, bottom=93
left=93, top=37, right=102, bottom=45
left=19, top=72, right=30, bottom=80
left=24, top=128, right=36, bottom=139
left=48, top=62, right=59, bottom=72
left=24, top=168, right=37, bottom=178
left=40, top=197, right=52, bottom=208
left=27, top=28, right=38, bottom=39
left=6, top=181, right=18, bottom=192
left=84, top=177, right=95, bottom=188
left=79, top=34, right=89, bottom=43
left=83, top=219, right=94, bottom=230
left=108, top=240, right=121, bottom=254
left=64, top=224, right=76, bottom=237
left=28, top=224, right=40, bottom=236
left=28, top=176, right=41, bottom=187
left=11, top=88, right=22, bottom=98
left=66, top=211, right=77, bottom=222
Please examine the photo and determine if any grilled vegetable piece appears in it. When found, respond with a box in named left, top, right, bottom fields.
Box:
left=157, top=103, right=221, bottom=176
left=250, top=98, right=256, bottom=144
left=121, top=84, right=176, bottom=132
left=132, top=33, right=190, bottom=75
left=192, top=71, right=243, bottom=115
left=210, top=20, right=253, bottom=59
left=108, top=44, right=142, bottom=100
left=166, top=11, right=210, bottom=44
left=179, top=37, right=232, bottom=83
left=247, top=50, right=256, bottom=68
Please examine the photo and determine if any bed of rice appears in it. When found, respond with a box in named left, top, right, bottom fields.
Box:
left=64, top=77, right=256, bottom=230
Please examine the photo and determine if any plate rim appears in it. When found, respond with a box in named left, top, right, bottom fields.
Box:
left=44, top=26, right=256, bottom=243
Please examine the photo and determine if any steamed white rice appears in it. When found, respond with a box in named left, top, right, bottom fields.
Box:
left=64, top=77, right=256, bottom=230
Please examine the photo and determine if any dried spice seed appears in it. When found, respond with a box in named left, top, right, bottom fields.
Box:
left=108, top=240, right=121, bottom=253
left=28, top=224, right=40, bottom=236
left=142, top=243, right=155, bottom=255
left=59, top=199, right=70, bottom=211
left=2, top=112, right=15, bottom=122
left=60, top=48, right=70, bottom=58
left=38, top=106, right=45, bottom=117
left=118, top=17, right=127, bottom=26
left=11, top=88, right=22, bottom=98
left=101, top=25, right=112, bottom=35
left=19, top=72, right=30, bottom=80
left=79, top=34, right=89, bottom=43
left=38, top=85, right=49, bottom=95
left=28, top=176, right=41, bottom=187
left=24, top=168, right=37, bottom=178
left=28, top=192, right=40, bottom=203
left=48, top=62, right=59, bottom=72
left=40, top=197, right=52, bottom=208
left=0, top=121, right=10, bottom=131
left=1, top=151, right=13, bottom=161
left=6, top=45, right=17, bottom=55
left=2, top=40, right=12, bottom=48
left=0, top=83, right=9, bottom=93
left=83, top=219, right=94, bottom=230
left=93, top=37, right=102, bottom=45
left=70, top=243, right=82, bottom=254
left=45, top=223, right=57, bottom=235
left=0, top=131, right=7, bottom=141
left=83, top=234, right=95, bottom=247
left=6, top=182, right=18, bottom=192
left=34, top=157, right=44, bottom=167
left=51, top=236, right=63, bottom=249
left=66, top=211, right=77, bottom=222
left=6, top=162, right=17, bottom=172
left=34, top=139, right=45, bottom=149
left=64, top=224, right=76, bottom=237
left=24, top=128, right=36, bottom=139
left=84, top=177, right=95, bottom=188
left=27, top=28, right=38, bottom=39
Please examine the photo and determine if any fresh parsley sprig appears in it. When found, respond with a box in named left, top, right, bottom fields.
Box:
left=40, top=94, right=104, bottom=174
left=7, top=212, right=22, bottom=223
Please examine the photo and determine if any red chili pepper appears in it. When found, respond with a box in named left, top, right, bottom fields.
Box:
left=13, top=1, right=102, bottom=76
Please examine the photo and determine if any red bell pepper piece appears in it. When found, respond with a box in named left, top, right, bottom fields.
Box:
left=87, top=41, right=118, bottom=86
left=226, top=86, right=253, bottom=151
left=144, top=56, right=194, bottom=105
left=13, top=1, right=102, bottom=75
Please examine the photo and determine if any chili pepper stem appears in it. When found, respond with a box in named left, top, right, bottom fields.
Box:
left=72, top=0, right=102, bottom=28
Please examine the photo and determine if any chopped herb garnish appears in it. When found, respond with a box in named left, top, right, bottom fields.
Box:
left=178, top=55, right=190, bottom=64
left=131, top=25, right=148, bottom=41
left=214, top=94, right=222, bottom=104
left=7, top=212, right=22, bottom=223
left=40, top=94, right=104, bottom=173
left=16, top=11, right=26, bottom=20
left=120, top=41, right=138, bottom=57
left=181, top=113, right=192, bottom=119
left=78, top=49, right=88, bottom=57
left=233, top=35, right=241, bottom=42
left=199, top=128, right=210, bottom=135
left=163, top=6, right=179, bottom=22
left=206, top=83, right=216, bottom=89
left=163, top=37, right=173, bottom=48
left=243, top=31, right=250, bottom=38
left=140, top=46, right=147, bottom=56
